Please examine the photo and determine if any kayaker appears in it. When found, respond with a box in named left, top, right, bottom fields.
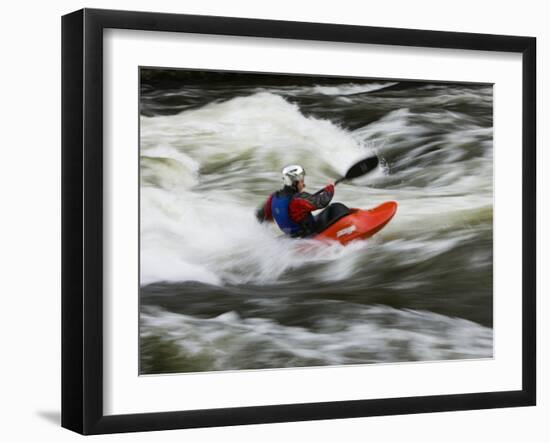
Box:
left=255, top=165, right=339, bottom=238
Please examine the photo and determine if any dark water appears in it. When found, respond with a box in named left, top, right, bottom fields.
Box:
left=139, top=71, right=493, bottom=374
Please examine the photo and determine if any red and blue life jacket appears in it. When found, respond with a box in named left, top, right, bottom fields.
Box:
left=271, top=193, right=303, bottom=236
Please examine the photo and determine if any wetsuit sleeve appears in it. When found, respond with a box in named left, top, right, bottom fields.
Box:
left=316, top=184, right=335, bottom=208
left=302, top=184, right=334, bottom=209
left=255, top=194, right=274, bottom=223
left=288, top=185, right=334, bottom=223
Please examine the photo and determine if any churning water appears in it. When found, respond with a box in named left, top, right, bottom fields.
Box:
left=139, top=72, right=493, bottom=374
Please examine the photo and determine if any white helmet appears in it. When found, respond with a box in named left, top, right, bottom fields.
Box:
left=282, top=164, right=305, bottom=186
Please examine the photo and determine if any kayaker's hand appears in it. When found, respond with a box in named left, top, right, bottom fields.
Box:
left=255, top=207, right=265, bottom=223
left=324, top=183, right=335, bottom=194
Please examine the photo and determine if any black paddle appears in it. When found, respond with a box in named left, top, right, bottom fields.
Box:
left=313, top=155, right=379, bottom=195
left=334, top=155, right=379, bottom=185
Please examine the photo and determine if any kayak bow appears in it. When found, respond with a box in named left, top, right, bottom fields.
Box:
left=314, top=201, right=397, bottom=245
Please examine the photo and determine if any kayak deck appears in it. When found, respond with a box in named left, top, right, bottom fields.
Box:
left=314, top=201, right=397, bottom=245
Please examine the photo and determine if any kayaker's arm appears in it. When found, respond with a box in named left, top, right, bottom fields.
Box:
left=255, top=194, right=274, bottom=223
left=288, top=184, right=334, bottom=223
left=306, top=183, right=334, bottom=209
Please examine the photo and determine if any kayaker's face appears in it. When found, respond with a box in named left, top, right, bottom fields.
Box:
left=297, top=179, right=305, bottom=192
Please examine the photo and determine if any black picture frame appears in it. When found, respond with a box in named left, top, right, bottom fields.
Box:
left=61, top=8, right=536, bottom=435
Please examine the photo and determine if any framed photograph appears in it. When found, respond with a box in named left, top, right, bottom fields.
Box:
left=61, top=8, right=536, bottom=435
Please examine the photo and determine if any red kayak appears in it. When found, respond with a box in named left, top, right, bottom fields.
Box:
left=314, top=201, right=397, bottom=245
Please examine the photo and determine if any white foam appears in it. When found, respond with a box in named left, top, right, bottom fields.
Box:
left=310, top=82, right=398, bottom=96
left=140, top=91, right=492, bottom=286
left=141, top=305, right=493, bottom=370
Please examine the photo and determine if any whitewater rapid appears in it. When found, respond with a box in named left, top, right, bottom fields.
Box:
left=140, top=89, right=492, bottom=287
left=139, top=77, right=493, bottom=373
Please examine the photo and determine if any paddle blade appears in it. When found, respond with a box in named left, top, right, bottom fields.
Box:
left=344, top=156, right=379, bottom=180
